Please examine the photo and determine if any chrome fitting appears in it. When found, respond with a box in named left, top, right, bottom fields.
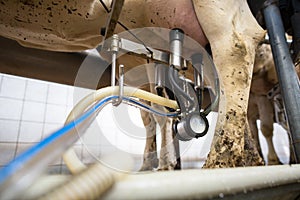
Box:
left=169, top=28, right=184, bottom=70
left=174, top=112, right=209, bottom=141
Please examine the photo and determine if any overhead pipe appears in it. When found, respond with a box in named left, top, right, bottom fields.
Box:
left=263, top=0, right=300, bottom=162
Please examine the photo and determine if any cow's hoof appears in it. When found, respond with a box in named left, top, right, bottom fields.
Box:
left=156, top=166, right=174, bottom=171
left=139, top=165, right=154, bottom=171
left=156, top=162, right=177, bottom=171
left=139, top=158, right=159, bottom=171
left=267, top=158, right=281, bottom=165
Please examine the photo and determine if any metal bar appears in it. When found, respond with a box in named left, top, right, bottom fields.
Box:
left=101, top=0, right=124, bottom=54
left=119, top=38, right=170, bottom=63
left=111, top=52, right=117, bottom=86
left=102, top=165, right=300, bottom=199
left=263, top=1, right=300, bottom=162
left=102, top=0, right=124, bottom=41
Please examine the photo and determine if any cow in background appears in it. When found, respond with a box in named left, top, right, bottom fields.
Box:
left=248, top=43, right=299, bottom=165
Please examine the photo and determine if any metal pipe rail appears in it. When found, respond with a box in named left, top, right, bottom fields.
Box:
left=102, top=165, right=300, bottom=200
left=263, top=0, right=300, bottom=162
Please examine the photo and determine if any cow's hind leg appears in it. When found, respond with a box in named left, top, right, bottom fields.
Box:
left=153, top=109, right=179, bottom=170
left=192, top=0, right=265, bottom=167
left=247, top=94, right=264, bottom=159
left=258, top=95, right=280, bottom=165
left=140, top=108, right=159, bottom=171
left=260, top=122, right=280, bottom=165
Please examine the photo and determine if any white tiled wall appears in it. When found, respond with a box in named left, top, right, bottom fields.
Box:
left=0, top=73, right=73, bottom=172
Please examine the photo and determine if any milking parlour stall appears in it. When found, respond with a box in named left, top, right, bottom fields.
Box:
left=0, top=0, right=300, bottom=199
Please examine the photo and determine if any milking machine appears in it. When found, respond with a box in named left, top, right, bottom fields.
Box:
left=105, top=28, right=218, bottom=141
left=168, top=29, right=210, bottom=140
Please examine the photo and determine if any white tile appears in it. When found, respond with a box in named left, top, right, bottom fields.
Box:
left=45, top=104, right=67, bottom=124
left=0, top=119, right=20, bottom=142
left=18, top=121, right=43, bottom=142
left=0, top=76, right=26, bottom=99
left=47, top=84, right=68, bottom=105
left=66, top=106, right=73, bottom=118
left=66, top=87, right=75, bottom=106
left=0, top=143, right=16, bottom=165
left=21, top=101, right=45, bottom=122
left=0, top=75, right=3, bottom=94
left=25, top=80, right=48, bottom=102
left=72, top=87, right=93, bottom=105
left=0, top=98, right=23, bottom=120
left=15, top=143, right=34, bottom=157
left=42, top=123, right=61, bottom=139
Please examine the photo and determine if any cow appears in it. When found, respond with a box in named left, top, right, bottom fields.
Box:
left=0, top=0, right=265, bottom=170
left=248, top=43, right=300, bottom=165
left=248, top=43, right=281, bottom=165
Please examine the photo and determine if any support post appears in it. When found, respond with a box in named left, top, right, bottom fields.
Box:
left=263, top=0, right=300, bottom=162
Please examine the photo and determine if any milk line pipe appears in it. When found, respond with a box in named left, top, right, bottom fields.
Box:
left=0, top=86, right=179, bottom=199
